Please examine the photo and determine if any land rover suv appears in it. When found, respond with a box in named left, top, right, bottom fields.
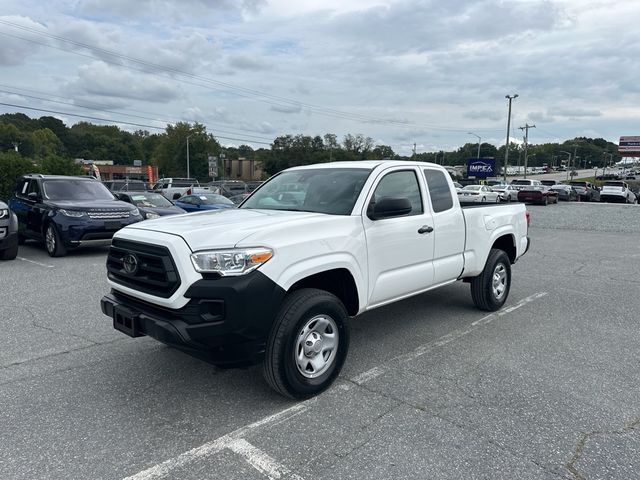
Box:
left=9, top=174, right=143, bottom=257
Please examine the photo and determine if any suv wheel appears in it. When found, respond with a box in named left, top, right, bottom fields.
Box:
left=263, top=288, right=350, bottom=399
left=45, top=224, right=67, bottom=257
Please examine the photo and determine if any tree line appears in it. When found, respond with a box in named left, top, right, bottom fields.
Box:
left=0, top=111, right=623, bottom=200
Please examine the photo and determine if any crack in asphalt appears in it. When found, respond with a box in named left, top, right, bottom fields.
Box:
left=25, top=306, right=100, bottom=346
left=345, top=375, right=566, bottom=479
left=565, top=416, right=640, bottom=480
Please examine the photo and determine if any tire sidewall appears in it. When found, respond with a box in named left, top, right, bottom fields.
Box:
left=273, top=291, right=350, bottom=398
left=486, top=251, right=511, bottom=310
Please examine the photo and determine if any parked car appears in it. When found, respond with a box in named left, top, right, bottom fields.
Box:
left=517, top=186, right=559, bottom=205
left=151, top=178, right=212, bottom=200
left=491, top=184, right=519, bottom=202
left=246, top=181, right=264, bottom=192
left=174, top=194, right=236, bottom=212
left=9, top=174, right=143, bottom=257
left=568, top=181, right=600, bottom=202
left=486, top=180, right=508, bottom=187
left=549, top=184, right=578, bottom=201
left=115, top=192, right=187, bottom=218
left=599, top=181, right=638, bottom=204
left=228, top=193, right=251, bottom=205
left=540, top=180, right=559, bottom=187
left=0, top=200, right=19, bottom=260
left=206, top=180, right=249, bottom=197
left=453, top=182, right=463, bottom=193
left=458, top=185, right=500, bottom=203
left=103, top=179, right=148, bottom=192
left=510, top=179, right=543, bottom=191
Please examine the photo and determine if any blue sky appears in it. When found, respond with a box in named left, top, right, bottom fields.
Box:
left=1, top=0, right=638, bottom=155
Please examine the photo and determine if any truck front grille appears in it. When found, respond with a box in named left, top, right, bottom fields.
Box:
left=107, top=239, right=180, bottom=298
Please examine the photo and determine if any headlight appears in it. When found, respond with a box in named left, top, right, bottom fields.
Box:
left=59, top=209, right=86, bottom=218
left=144, top=212, right=160, bottom=219
left=0, top=209, right=8, bottom=219
left=190, top=248, right=273, bottom=276
left=131, top=208, right=141, bottom=217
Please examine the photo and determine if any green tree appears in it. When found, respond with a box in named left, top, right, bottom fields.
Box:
left=0, top=151, right=34, bottom=201
left=31, top=128, right=64, bottom=157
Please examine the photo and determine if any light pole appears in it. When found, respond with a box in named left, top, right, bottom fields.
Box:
left=503, top=94, right=518, bottom=181
left=467, top=132, right=481, bottom=159
left=186, top=134, right=192, bottom=178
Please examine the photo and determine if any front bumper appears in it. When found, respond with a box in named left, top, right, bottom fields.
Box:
left=0, top=230, right=18, bottom=251
left=101, top=270, right=286, bottom=366
left=55, top=214, right=142, bottom=246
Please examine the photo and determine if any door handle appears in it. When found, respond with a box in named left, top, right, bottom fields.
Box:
left=418, top=225, right=434, bottom=234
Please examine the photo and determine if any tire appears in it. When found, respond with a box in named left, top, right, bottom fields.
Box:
left=506, top=195, right=512, bottom=203
left=0, top=243, right=18, bottom=260
left=481, top=196, right=486, bottom=203
left=542, top=196, right=548, bottom=206
left=470, top=249, right=511, bottom=311
left=495, top=196, right=500, bottom=203
left=263, top=288, right=350, bottom=399
left=45, top=223, right=67, bottom=257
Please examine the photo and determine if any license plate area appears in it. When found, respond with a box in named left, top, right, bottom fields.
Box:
left=105, top=221, right=121, bottom=230
left=113, top=305, right=143, bottom=337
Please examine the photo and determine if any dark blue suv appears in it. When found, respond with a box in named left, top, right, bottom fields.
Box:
left=10, top=174, right=143, bottom=257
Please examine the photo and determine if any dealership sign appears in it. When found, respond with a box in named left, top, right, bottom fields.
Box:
left=467, top=158, right=496, bottom=178
left=619, top=136, right=640, bottom=156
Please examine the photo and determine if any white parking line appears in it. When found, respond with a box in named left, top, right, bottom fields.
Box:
left=124, top=400, right=314, bottom=480
left=227, top=439, right=305, bottom=480
left=124, top=292, right=548, bottom=479
left=17, top=257, right=54, bottom=268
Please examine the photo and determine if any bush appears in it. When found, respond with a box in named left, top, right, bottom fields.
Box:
left=0, top=152, right=35, bottom=201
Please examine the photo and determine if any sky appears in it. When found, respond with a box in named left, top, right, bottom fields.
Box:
left=0, top=0, right=638, bottom=156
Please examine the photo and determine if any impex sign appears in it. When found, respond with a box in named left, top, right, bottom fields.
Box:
left=467, top=158, right=496, bottom=178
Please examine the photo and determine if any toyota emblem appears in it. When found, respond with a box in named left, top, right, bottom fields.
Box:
left=123, top=253, right=139, bottom=275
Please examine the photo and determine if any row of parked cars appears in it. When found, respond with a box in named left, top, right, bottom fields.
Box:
left=1, top=174, right=264, bottom=259
left=455, top=179, right=639, bottom=206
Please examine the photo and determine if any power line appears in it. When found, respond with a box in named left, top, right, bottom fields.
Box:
left=0, top=87, right=276, bottom=142
left=0, top=102, right=274, bottom=145
left=0, top=20, right=504, bottom=134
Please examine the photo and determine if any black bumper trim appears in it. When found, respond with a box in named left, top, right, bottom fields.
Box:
left=101, top=270, right=286, bottom=366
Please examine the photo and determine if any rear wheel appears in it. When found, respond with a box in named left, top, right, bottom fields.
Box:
left=263, top=288, right=350, bottom=399
left=481, top=196, right=486, bottom=203
left=45, top=223, right=67, bottom=257
left=542, top=196, right=548, bottom=206
left=470, top=249, right=511, bottom=311
left=495, top=196, right=500, bottom=203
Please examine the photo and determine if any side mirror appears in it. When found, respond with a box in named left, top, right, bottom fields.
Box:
left=27, top=192, right=40, bottom=201
left=368, top=196, right=412, bottom=220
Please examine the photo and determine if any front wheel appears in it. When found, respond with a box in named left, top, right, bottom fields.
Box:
left=263, top=288, right=350, bottom=399
left=45, top=224, right=67, bottom=257
left=470, top=249, right=511, bottom=311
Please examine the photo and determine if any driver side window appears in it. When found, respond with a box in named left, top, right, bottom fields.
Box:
left=372, top=170, right=423, bottom=216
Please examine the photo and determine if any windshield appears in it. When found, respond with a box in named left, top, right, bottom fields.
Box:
left=570, top=182, right=587, bottom=187
left=129, top=193, right=173, bottom=207
left=43, top=179, right=116, bottom=201
left=463, top=185, right=481, bottom=190
left=603, top=182, right=624, bottom=187
left=241, top=168, right=370, bottom=215
left=511, top=180, right=531, bottom=185
left=199, top=194, right=234, bottom=205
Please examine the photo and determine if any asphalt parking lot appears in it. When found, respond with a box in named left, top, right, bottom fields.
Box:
left=1, top=202, right=639, bottom=479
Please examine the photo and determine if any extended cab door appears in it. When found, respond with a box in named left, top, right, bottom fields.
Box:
left=422, top=168, right=465, bottom=284
left=362, top=167, right=435, bottom=307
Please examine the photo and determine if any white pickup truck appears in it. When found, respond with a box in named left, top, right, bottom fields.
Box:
left=101, top=161, right=530, bottom=398
left=151, top=177, right=213, bottom=200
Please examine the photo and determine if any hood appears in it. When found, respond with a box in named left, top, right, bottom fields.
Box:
left=47, top=199, right=137, bottom=211
left=139, top=205, right=186, bottom=216
left=120, top=208, right=332, bottom=251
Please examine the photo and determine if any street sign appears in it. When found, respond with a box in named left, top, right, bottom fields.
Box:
left=467, top=158, right=496, bottom=178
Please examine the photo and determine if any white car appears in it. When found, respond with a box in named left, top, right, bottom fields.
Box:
left=458, top=185, right=501, bottom=203
left=600, top=181, right=638, bottom=204
left=491, top=184, right=519, bottom=202
left=510, top=179, right=543, bottom=191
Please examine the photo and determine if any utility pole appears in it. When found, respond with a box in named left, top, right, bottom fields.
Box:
left=503, top=94, right=518, bottom=181
left=186, top=134, right=192, bottom=178
left=467, top=132, right=481, bottom=159
left=518, top=123, right=535, bottom=179
left=412, top=143, right=417, bottom=157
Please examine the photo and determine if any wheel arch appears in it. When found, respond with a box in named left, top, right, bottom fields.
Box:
left=287, top=268, right=360, bottom=316
left=491, top=233, right=517, bottom=264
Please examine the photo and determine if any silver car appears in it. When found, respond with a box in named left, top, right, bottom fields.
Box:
left=491, top=184, right=518, bottom=202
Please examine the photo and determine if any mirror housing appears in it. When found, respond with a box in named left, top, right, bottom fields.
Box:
left=368, top=196, right=412, bottom=220
left=27, top=192, right=40, bottom=201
